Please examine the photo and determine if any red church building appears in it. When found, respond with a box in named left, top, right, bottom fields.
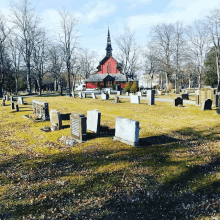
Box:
left=85, top=28, right=134, bottom=89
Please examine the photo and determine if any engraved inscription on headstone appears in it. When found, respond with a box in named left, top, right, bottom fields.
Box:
left=70, top=112, right=87, bottom=142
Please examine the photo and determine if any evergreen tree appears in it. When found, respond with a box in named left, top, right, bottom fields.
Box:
left=124, top=82, right=131, bottom=92
left=130, top=81, right=138, bottom=93
left=204, top=47, right=218, bottom=87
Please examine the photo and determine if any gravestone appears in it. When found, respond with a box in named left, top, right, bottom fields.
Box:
left=50, top=110, right=62, bottom=131
left=116, top=91, right=121, bottom=96
left=195, top=95, right=200, bottom=106
left=102, top=93, right=109, bottom=100
left=114, top=96, right=119, bottom=103
left=15, top=104, right=19, bottom=112
left=106, top=88, right=111, bottom=94
left=130, top=95, right=140, bottom=104
left=126, top=92, right=129, bottom=96
left=157, top=90, right=162, bottom=95
left=72, top=92, right=75, bottom=98
left=182, top=94, right=189, bottom=100
left=87, top=109, right=101, bottom=134
left=92, top=93, right=97, bottom=99
left=78, top=92, right=82, bottom=98
left=137, top=91, right=142, bottom=96
left=202, top=99, right=212, bottom=110
left=32, top=100, right=50, bottom=121
left=114, top=117, right=140, bottom=147
left=5, top=95, right=9, bottom=101
left=82, top=93, right=86, bottom=98
left=147, top=90, right=155, bottom=105
left=70, top=113, right=86, bottom=142
left=1, top=99, right=5, bottom=106
left=11, top=102, right=15, bottom=110
left=11, top=96, right=14, bottom=102
left=17, top=97, right=24, bottom=105
left=174, top=97, right=183, bottom=106
left=215, top=94, right=219, bottom=107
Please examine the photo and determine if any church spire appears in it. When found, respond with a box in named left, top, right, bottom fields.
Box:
left=106, top=27, right=113, bottom=57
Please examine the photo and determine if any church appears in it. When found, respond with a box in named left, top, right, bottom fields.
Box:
left=85, top=28, right=134, bottom=89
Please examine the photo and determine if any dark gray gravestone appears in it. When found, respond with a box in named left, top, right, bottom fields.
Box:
left=1, top=99, right=5, bottom=106
left=182, top=94, right=189, bottom=100
left=11, top=102, right=15, bottom=110
left=15, top=104, right=19, bottom=112
left=202, top=99, right=212, bottom=110
left=215, top=94, right=219, bottom=107
left=70, top=113, right=87, bottom=142
left=195, top=95, right=199, bottom=106
left=174, top=97, right=183, bottom=106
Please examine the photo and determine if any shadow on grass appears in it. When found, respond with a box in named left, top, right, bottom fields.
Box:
left=139, top=135, right=181, bottom=147
left=1, top=126, right=220, bottom=219
left=86, top=126, right=115, bottom=140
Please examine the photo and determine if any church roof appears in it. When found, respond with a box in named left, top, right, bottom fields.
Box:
left=85, top=74, right=134, bottom=82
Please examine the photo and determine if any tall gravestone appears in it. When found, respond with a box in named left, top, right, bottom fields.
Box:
left=215, top=94, right=219, bottom=107
left=15, top=104, right=19, bottom=112
left=114, top=117, right=140, bottom=147
left=82, top=93, right=86, bottom=98
left=202, top=99, right=212, bottom=110
left=92, top=93, right=97, bottom=99
left=11, top=102, right=15, bottom=110
left=78, top=92, right=82, bottom=98
left=147, top=90, right=155, bottom=105
left=174, top=97, right=183, bottom=106
left=87, top=109, right=101, bottom=134
left=5, top=95, right=9, bottom=101
left=18, top=97, right=24, bottom=105
left=195, top=95, right=200, bottom=106
left=50, top=110, right=62, bottom=131
left=70, top=113, right=87, bottom=142
left=72, top=92, right=75, bottom=98
left=130, top=95, right=140, bottom=104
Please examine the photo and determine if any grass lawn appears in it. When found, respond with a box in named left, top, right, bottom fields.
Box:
left=0, top=94, right=220, bottom=219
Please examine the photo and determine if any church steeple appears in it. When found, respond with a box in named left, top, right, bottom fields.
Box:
left=106, top=27, right=113, bottom=57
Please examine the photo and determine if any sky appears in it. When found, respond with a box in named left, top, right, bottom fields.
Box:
left=0, top=0, right=220, bottom=62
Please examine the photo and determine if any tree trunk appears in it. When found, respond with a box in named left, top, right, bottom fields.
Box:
left=37, top=77, right=42, bottom=96
left=15, top=77, right=18, bottom=95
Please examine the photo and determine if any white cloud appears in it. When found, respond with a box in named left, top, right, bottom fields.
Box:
left=128, top=0, right=152, bottom=9
left=127, top=0, right=220, bottom=33
left=84, top=1, right=117, bottom=24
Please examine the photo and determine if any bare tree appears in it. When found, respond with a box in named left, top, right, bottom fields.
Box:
left=205, top=9, right=220, bottom=86
left=150, top=23, right=175, bottom=90
left=11, top=0, right=40, bottom=94
left=173, top=21, right=187, bottom=92
left=0, top=13, right=12, bottom=96
left=57, top=8, right=79, bottom=96
left=187, top=20, right=210, bottom=89
left=9, top=36, right=22, bottom=94
left=32, top=29, right=48, bottom=95
left=48, top=44, right=64, bottom=91
left=115, top=27, right=141, bottom=78
left=144, top=42, right=160, bottom=88
left=78, top=48, right=97, bottom=81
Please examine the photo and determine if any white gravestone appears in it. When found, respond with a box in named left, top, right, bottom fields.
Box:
left=114, top=117, right=140, bottom=147
left=72, top=92, right=75, bottom=98
left=82, top=93, right=86, bottom=98
left=78, top=92, right=82, bottom=98
left=92, top=93, right=97, bottom=99
left=17, top=97, right=24, bottom=105
left=87, top=109, right=101, bottom=134
left=116, top=91, right=121, bottom=95
left=50, top=110, right=62, bottom=131
left=126, top=92, right=129, bottom=96
left=106, top=88, right=111, bottom=94
left=137, top=91, right=142, bottom=96
left=130, top=95, right=140, bottom=104
left=102, top=93, right=109, bottom=100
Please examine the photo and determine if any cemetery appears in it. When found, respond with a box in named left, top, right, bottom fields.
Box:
left=1, top=93, right=220, bottom=219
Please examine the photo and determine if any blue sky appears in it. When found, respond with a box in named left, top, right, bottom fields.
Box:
left=1, top=0, right=220, bottom=61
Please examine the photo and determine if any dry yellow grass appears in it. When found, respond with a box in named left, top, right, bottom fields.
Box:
left=0, top=94, right=220, bottom=219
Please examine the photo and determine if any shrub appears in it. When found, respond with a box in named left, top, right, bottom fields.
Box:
left=130, top=82, right=138, bottom=93
left=124, top=82, right=131, bottom=93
